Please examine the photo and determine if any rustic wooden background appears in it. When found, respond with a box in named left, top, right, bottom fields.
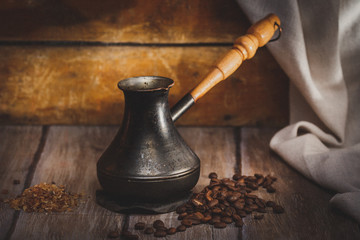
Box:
left=0, top=0, right=289, bottom=126
left=2, top=2, right=360, bottom=239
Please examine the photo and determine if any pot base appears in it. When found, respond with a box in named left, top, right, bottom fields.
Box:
left=97, top=166, right=200, bottom=204
left=95, top=190, right=191, bottom=214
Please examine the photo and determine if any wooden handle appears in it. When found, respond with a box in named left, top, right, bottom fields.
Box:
left=190, top=13, right=280, bottom=102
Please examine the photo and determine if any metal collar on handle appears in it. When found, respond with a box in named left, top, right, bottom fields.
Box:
left=269, top=22, right=282, bottom=42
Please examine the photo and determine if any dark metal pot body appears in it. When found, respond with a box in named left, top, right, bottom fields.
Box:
left=97, top=76, right=200, bottom=203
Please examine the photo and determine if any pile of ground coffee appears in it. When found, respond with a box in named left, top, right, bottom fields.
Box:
left=109, top=172, right=285, bottom=239
left=5, top=183, right=82, bottom=213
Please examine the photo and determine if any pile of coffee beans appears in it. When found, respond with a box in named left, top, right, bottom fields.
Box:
left=108, top=172, right=284, bottom=239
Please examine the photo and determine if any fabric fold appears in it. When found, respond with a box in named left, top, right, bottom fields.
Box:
left=237, top=0, right=360, bottom=223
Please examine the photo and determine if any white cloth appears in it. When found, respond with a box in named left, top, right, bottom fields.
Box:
left=237, top=0, right=360, bottom=223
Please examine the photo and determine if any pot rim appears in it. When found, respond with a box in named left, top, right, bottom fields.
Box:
left=118, top=76, right=174, bottom=92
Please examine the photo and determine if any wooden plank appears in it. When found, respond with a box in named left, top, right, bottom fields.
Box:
left=0, top=46, right=289, bottom=126
left=240, top=128, right=360, bottom=240
left=126, top=127, right=240, bottom=239
left=0, top=126, right=42, bottom=239
left=10, top=126, right=126, bottom=239
left=0, top=0, right=249, bottom=43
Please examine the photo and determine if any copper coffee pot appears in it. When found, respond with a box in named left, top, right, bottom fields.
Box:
left=97, top=14, right=281, bottom=204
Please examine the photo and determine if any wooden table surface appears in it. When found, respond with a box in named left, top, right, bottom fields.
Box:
left=0, top=126, right=359, bottom=240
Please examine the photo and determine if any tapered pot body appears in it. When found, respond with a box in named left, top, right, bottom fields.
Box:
left=97, top=76, right=200, bottom=203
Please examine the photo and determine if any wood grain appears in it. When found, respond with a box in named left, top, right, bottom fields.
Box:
left=0, top=46, right=289, bottom=126
left=126, top=127, right=240, bottom=239
left=1, top=126, right=359, bottom=239
left=0, top=0, right=249, bottom=43
left=240, top=127, right=360, bottom=240
left=0, top=126, right=42, bottom=239
left=10, top=126, right=126, bottom=240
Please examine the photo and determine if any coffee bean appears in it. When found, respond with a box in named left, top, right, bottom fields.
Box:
left=219, top=190, right=228, bottom=200
left=154, top=230, right=167, bottom=238
left=256, top=177, right=265, bottom=185
left=223, top=200, right=231, bottom=207
left=134, top=222, right=145, bottom=230
left=208, top=172, right=218, bottom=179
left=155, top=226, right=167, bottom=232
left=222, top=179, right=236, bottom=187
left=256, top=208, right=267, bottom=213
left=181, top=219, right=192, bottom=227
left=212, top=214, right=221, bottom=221
left=268, top=175, right=277, bottom=181
left=210, top=178, right=221, bottom=186
left=244, top=187, right=253, bottom=193
left=209, top=215, right=221, bottom=225
left=227, top=195, right=239, bottom=202
left=232, top=214, right=241, bottom=222
left=236, top=182, right=246, bottom=188
left=232, top=173, right=242, bottom=181
left=191, top=198, right=203, bottom=207
left=236, top=177, right=245, bottom=183
left=259, top=198, right=267, bottom=205
left=208, top=199, right=219, bottom=208
left=221, top=217, right=233, bottom=224
left=144, top=227, right=154, bottom=234
left=176, top=206, right=186, bottom=214
left=219, top=203, right=226, bottom=211
left=212, top=207, right=222, bottom=214
left=153, top=220, right=165, bottom=229
left=237, top=210, right=247, bottom=218
left=194, top=212, right=205, bottom=220
left=235, top=219, right=244, bottom=228
left=185, top=203, right=192, bottom=208
left=266, top=185, right=276, bottom=193
left=233, top=200, right=245, bottom=210
left=266, top=200, right=276, bottom=208
left=249, top=204, right=259, bottom=210
left=201, top=215, right=212, bottom=223
left=254, top=173, right=264, bottom=179
left=167, top=227, right=177, bottom=235
left=214, top=222, right=227, bottom=228
left=178, top=212, right=188, bottom=220
left=227, top=185, right=238, bottom=191
left=246, top=194, right=258, bottom=199
left=176, top=225, right=186, bottom=232
left=224, top=206, right=236, bottom=216
left=195, top=205, right=206, bottom=213
left=255, top=198, right=266, bottom=208
left=190, top=218, right=201, bottom=225
left=245, top=198, right=254, bottom=205
left=243, top=207, right=252, bottom=214
left=273, top=205, right=285, bottom=214
left=247, top=176, right=257, bottom=182
left=187, top=212, right=204, bottom=222
left=205, top=190, right=213, bottom=202
left=107, top=230, right=120, bottom=238
left=263, top=177, right=273, bottom=187
left=186, top=209, right=194, bottom=214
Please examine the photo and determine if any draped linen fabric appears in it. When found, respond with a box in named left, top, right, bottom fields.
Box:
left=237, top=0, right=360, bottom=222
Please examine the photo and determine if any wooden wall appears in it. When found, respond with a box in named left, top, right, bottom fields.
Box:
left=0, top=0, right=289, bottom=126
